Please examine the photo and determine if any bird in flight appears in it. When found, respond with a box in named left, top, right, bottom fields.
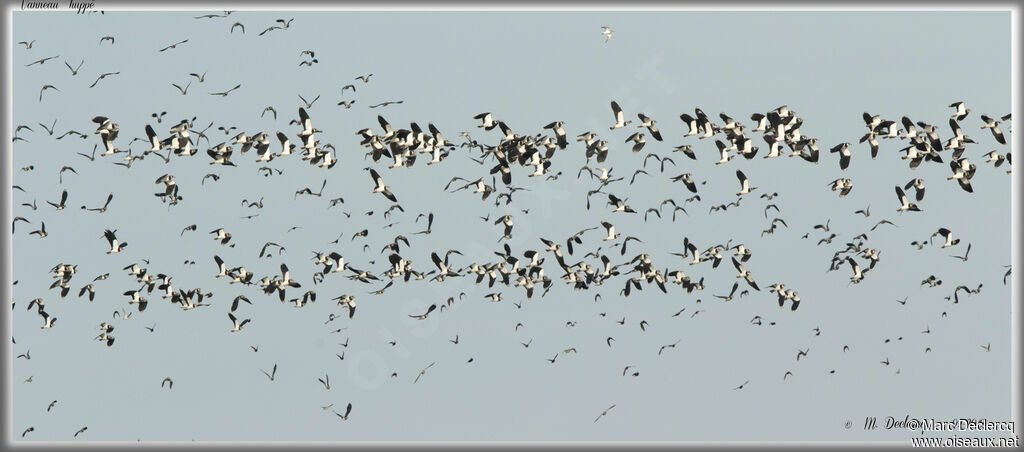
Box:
left=89, top=71, right=120, bottom=88
left=210, top=84, right=241, bottom=97
left=594, top=404, right=616, bottom=422
left=600, top=26, right=613, bottom=42
left=414, top=362, right=436, bottom=384
left=332, top=403, right=353, bottom=421
left=158, top=39, right=188, bottom=52
left=64, top=59, right=84, bottom=75
left=26, top=55, right=59, bottom=66
left=261, top=364, right=277, bottom=381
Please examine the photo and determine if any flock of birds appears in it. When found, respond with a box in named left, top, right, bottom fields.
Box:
left=10, top=14, right=1013, bottom=441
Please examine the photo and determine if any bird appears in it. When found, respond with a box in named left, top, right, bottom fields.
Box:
left=228, top=312, right=251, bottom=332
left=158, top=39, right=188, bottom=52
left=951, top=243, right=972, bottom=262
left=89, top=71, right=120, bottom=88
left=26, top=55, right=59, bottom=66
left=261, top=364, right=277, bottom=381
left=796, top=349, right=809, bottom=361
left=601, top=221, right=620, bottom=241
left=829, top=178, right=854, bottom=197
left=732, top=258, right=761, bottom=291
left=103, top=229, right=127, bottom=253
left=368, top=101, right=403, bottom=108
left=658, top=341, right=680, bottom=355
left=904, top=178, right=926, bottom=202
left=414, top=362, right=436, bottom=384
left=408, top=304, right=437, bottom=320
left=332, top=403, right=353, bottom=421
left=980, top=114, right=1006, bottom=145
left=210, top=84, right=241, bottom=97
left=369, top=168, right=398, bottom=202
left=210, top=228, right=232, bottom=245
left=714, top=282, right=740, bottom=302
left=172, top=80, right=191, bottom=95
left=29, top=221, right=47, bottom=238
left=950, top=101, right=971, bottom=121
left=161, top=377, right=173, bottom=389
left=298, top=94, right=320, bottom=108
left=931, top=228, right=960, bottom=248
left=594, top=404, right=616, bottom=422
left=64, top=59, right=83, bottom=75
left=830, top=142, right=852, bottom=170
left=609, top=101, right=631, bottom=130
left=39, top=84, right=59, bottom=101
left=625, top=132, right=646, bottom=153
left=636, top=113, right=663, bottom=141
left=894, top=186, right=921, bottom=213
left=735, top=170, right=757, bottom=196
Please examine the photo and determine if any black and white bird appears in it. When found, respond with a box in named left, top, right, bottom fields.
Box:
left=369, top=168, right=398, bottom=202
left=228, top=312, right=251, bottom=332
left=829, top=178, right=853, bottom=197
left=847, top=257, right=865, bottom=284
left=950, top=101, right=970, bottom=121
left=735, top=170, right=756, bottom=196
left=29, top=221, right=47, bottom=238
left=732, top=258, right=760, bottom=291
left=948, top=158, right=976, bottom=193
left=894, top=186, right=922, bottom=213
left=624, top=132, right=646, bottom=153
left=47, top=189, right=68, bottom=210
left=903, top=178, right=926, bottom=201
left=473, top=112, right=497, bottom=130
left=210, top=228, right=232, bottom=245
left=213, top=255, right=228, bottom=277
left=931, top=228, right=960, bottom=248
left=714, top=140, right=734, bottom=165
left=636, top=113, right=663, bottom=141
left=207, top=145, right=235, bottom=166
left=430, top=252, right=460, bottom=281
left=980, top=114, right=1006, bottom=145
left=609, top=101, right=631, bottom=130
left=830, top=142, right=852, bottom=170
left=103, top=229, right=127, bottom=253
left=39, top=310, right=57, bottom=329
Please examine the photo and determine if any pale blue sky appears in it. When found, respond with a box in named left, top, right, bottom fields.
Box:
left=10, top=10, right=1012, bottom=442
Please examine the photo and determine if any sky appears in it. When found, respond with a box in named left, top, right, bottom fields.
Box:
left=8, top=9, right=1014, bottom=443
